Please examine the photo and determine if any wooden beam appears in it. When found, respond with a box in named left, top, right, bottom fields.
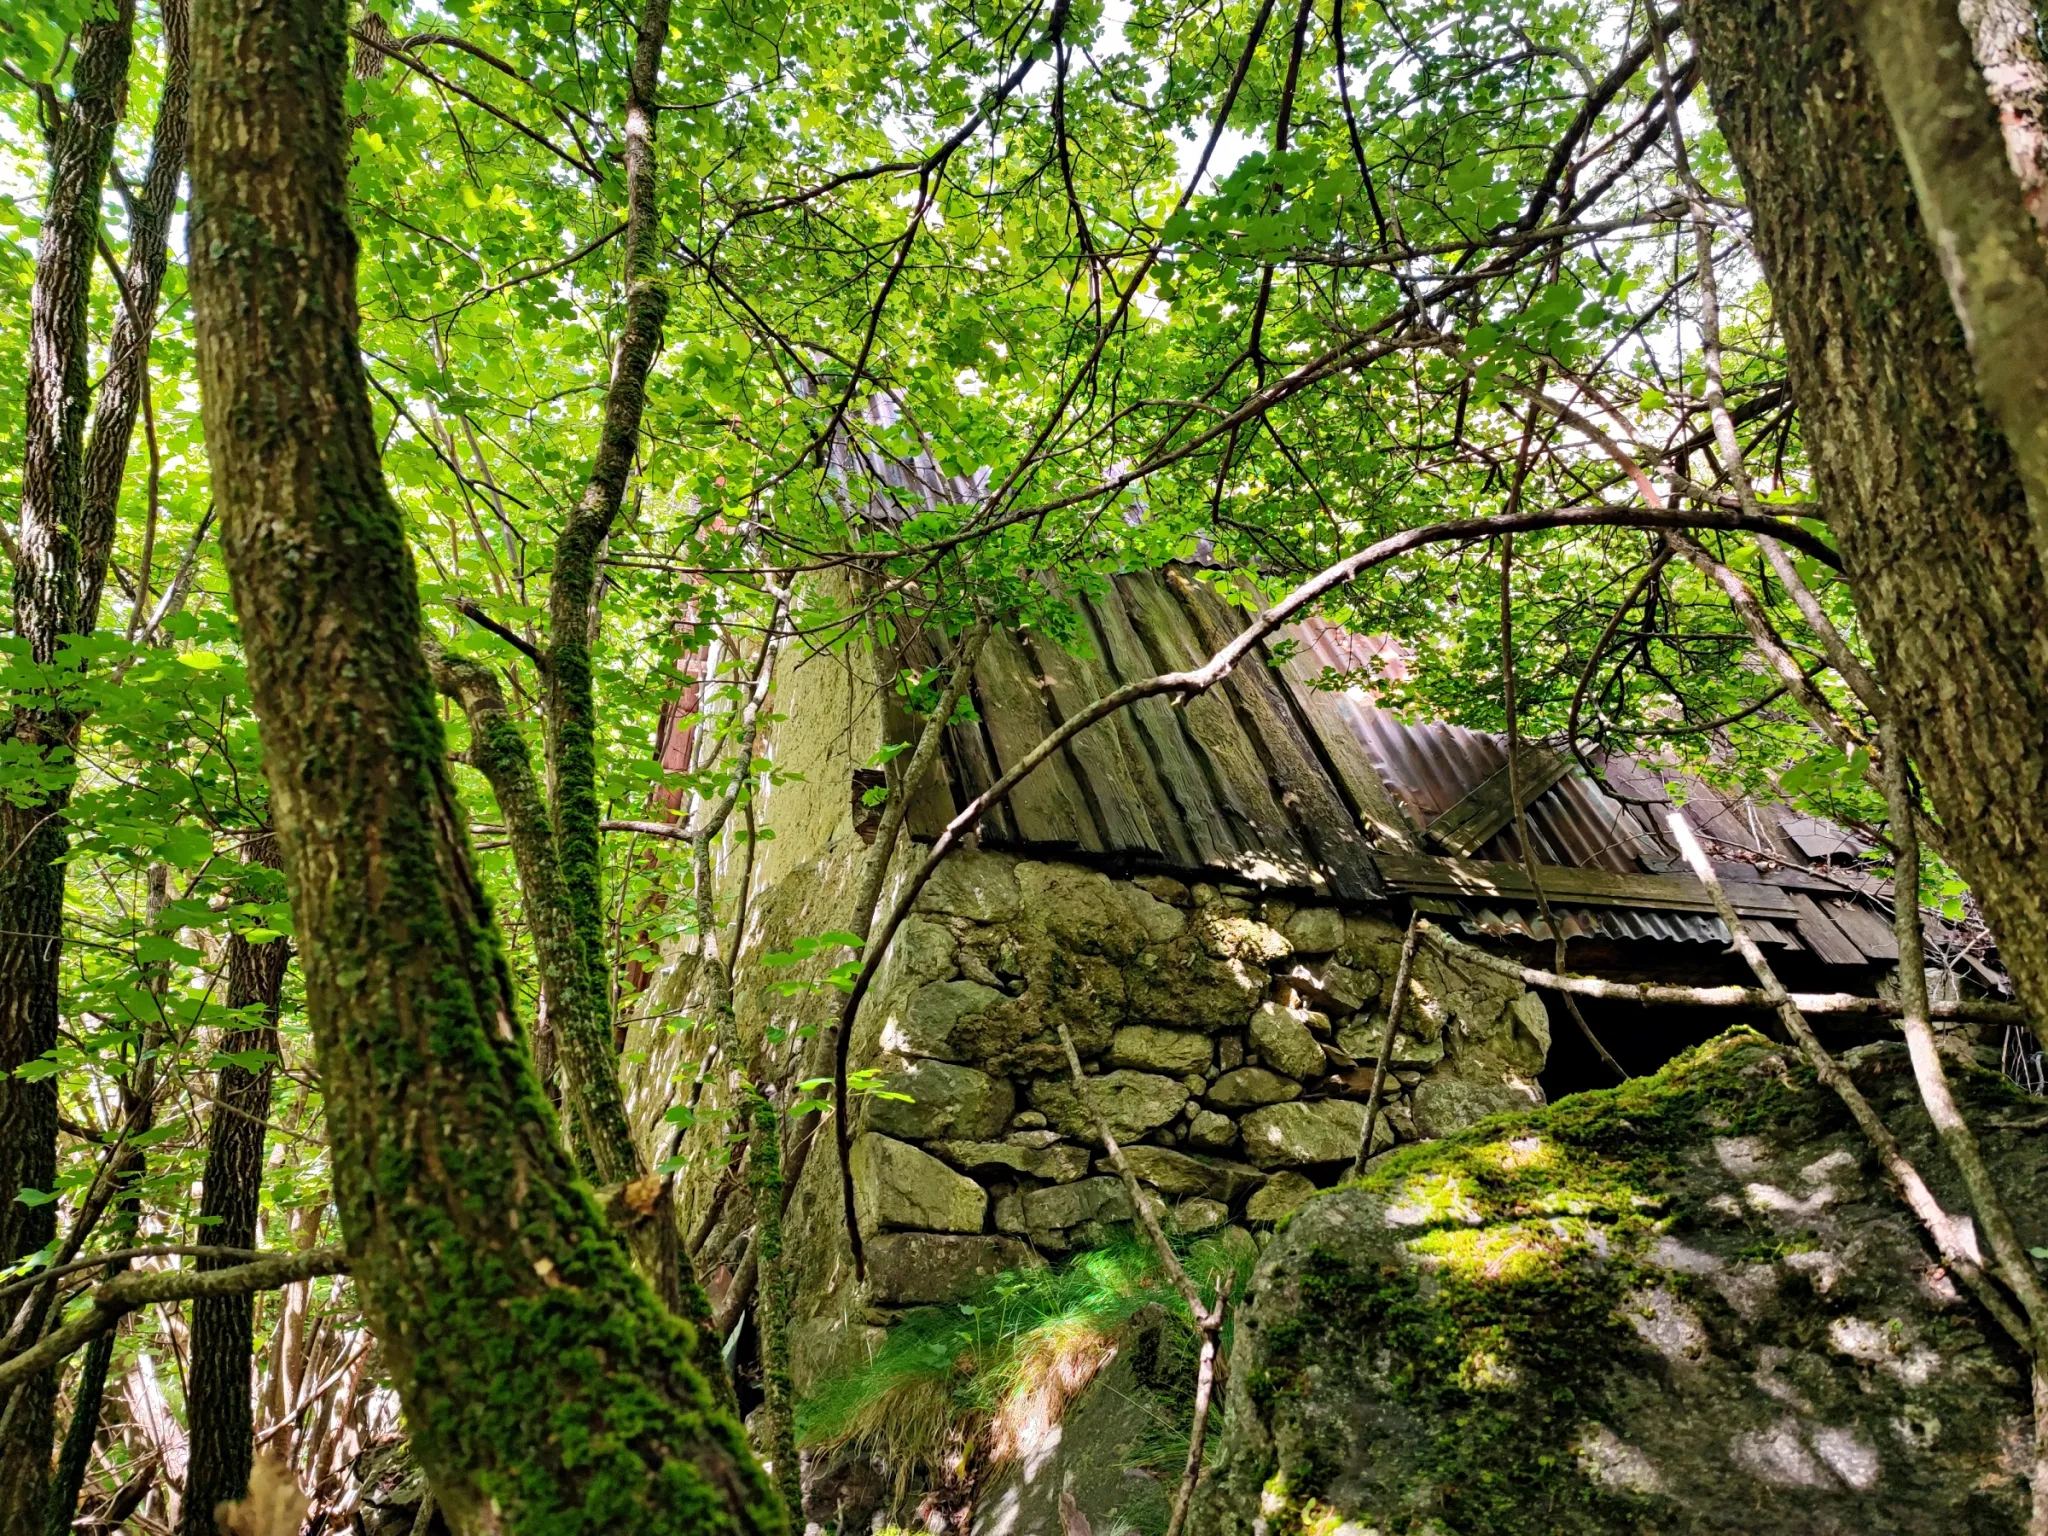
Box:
left=1424, top=744, right=1574, bottom=856
left=1377, top=852, right=1804, bottom=920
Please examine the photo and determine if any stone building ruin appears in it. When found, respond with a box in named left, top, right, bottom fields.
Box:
left=623, top=562, right=1937, bottom=1425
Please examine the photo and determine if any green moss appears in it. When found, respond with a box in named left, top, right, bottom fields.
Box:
left=1245, top=1028, right=1801, bottom=1535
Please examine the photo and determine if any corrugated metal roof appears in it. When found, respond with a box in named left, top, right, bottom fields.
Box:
left=876, top=553, right=1902, bottom=968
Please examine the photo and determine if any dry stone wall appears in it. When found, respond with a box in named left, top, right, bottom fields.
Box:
left=844, top=850, right=1554, bottom=1309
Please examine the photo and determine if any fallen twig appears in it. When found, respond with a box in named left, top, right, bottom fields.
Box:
left=1350, top=914, right=1419, bottom=1179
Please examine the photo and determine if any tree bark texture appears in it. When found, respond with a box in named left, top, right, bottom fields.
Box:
left=543, top=0, right=671, bottom=1010
left=434, top=654, right=733, bottom=1407
left=184, top=0, right=777, bottom=1529
left=78, top=0, right=191, bottom=635
left=1958, top=0, right=2048, bottom=245
left=179, top=837, right=288, bottom=1535
left=0, top=3, right=136, bottom=1523
left=1683, top=0, right=2048, bottom=1043
left=1850, top=0, right=2048, bottom=578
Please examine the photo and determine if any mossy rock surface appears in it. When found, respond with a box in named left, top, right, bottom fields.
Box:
left=1204, top=1029, right=2048, bottom=1536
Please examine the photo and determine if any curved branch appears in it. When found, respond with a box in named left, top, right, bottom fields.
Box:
left=0, top=1248, right=348, bottom=1396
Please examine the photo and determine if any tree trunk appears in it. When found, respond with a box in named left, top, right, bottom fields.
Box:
left=179, top=836, right=289, bottom=1535
left=184, top=0, right=777, bottom=1528
left=0, top=2, right=136, bottom=1522
left=1683, top=0, right=2048, bottom=1043
left=79, top=0, right=190, bottom=636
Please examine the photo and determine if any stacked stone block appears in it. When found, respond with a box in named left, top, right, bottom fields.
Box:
left=845, top=851, right=1552, bottom=1307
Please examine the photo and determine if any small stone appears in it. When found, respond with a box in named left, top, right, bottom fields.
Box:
left=1195, top=910, right=1292, bottom=963
left=1244, top=1170, right=1319, bottom=1222
left=1120, top=882, right=1190, bottom=942
left=1107, top=1025, right=1212, bottom=1075
left=915, top=850, right=1022, bottom=922
left=1187, top=1110, right=1239, bottom=1149
left=1134, top=874, right=1192, bottom=906
left=1182, top=1073, right=1208, bottom=1095
left=1003, top=1128, right=1064, bottom=1148
left=1206, top=1066, right=1303, bottom=1109
left=1030, top=1071, right=1190, bottom=1141
left=889, top=917, right=960, bottom=984
left=1282, top=907, right=1345, bottom=954
left=863, top=1234, right=1042, bottom=1305
left=930, top=1139, right=1092, bottom=1183
left=1336, top=1024, right=1444, bottom=1068
left=1212, top=1224, right=1259, bottom=1270
left=1411, top=1069, right=1545, bottom=1138
left=1250, top=1002, right=1330, bottom=1081
left=879, top=979, right=1005, bottom=1060
left=861, top=1059, right=1014, bottom=1141
left=1218, top=1035, right=1246, bottom=1071
left=851, top=1134, right=989, bottom=1235
left=1240, top=1099, right=1380, bottom=1169
left=1312, top=961, right=1378, bottom=1014
left=1173, top=1197, right=1230, bottom=1234
left=1120, top=1145, right=1267, bottom=1202
left=1021, top=1175, right=1131, bottom=1232
left=1011, top=1110, right=1048, bottom=1130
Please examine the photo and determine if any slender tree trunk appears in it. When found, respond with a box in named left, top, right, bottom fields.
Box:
left=1684, top=0, right=2048, bottom=1045
left=180, top=835, right=289, bottom=1535
left=432, top=654, right=732, bottom=1405
left=0, top=2, right=137, bottom=1521
left=79, top=0, right=190, bottom=635
left=184, top=0, right=777, bottom=1526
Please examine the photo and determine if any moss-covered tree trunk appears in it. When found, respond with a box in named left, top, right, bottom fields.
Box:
left=184, top=0, right=778, bottom=1527
left=179, top=835, right=288, bottom=1534
left=0, top=2, right=135, bottom=1521
left=1683, top=0, right=2048, bottom=1042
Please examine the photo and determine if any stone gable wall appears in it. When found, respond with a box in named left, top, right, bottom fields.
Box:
left=629, top=840, right=1556, bottom=1395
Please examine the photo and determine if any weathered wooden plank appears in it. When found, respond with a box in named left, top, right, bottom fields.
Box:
left=1784, top=891, right=1867, bottom=967
left=1377, top=852, right=1804, bottom=919
left=1020, top=611, right=1182, bottom=861
left=1079, top=584, right=1245, bottom=871
left=1426, top=745, right=1574, bottom=857
left=911, top=629, right=1017, bottom=845
left=1116, top=572, right=1321, bottom=887
left=1815, top=898, right=1900, bottom=961
left=971, top=625, right=1102, bottom=850
left=1266, top=631, right=1422, bottom=853
left=884, top=628, right=964, bottom=840
left=1168, top=570, right=1383, bottom=901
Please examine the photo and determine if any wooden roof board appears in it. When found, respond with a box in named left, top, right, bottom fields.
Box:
left=1427, top=745, right=1574, bottom=857
left=1167, top=570, right=1384, bottom=900
left=1377, top=851, right=1804, bottom=920
left=1017, top=622, right=1180, bottom=860
left=881, top=630, right=967, bottom=841
left=1815, top=898, right=1901, bottom=961
left=1076, top=583, right=1249, bottom=872
left=971, top=625, right=1102, bottom=850
left=1114, top=572, right=1323, bottom=887
left=1266, top=633, right=1422, bottom=852
left=1785, top=891, right=1869, bottom=967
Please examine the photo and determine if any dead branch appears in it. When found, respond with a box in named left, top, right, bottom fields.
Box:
left=1664, top=814, right=2027, bottom=1346
left=0, top=1247, right=349, bottom=1396
left=1350, top=914, right=1420, bottom=1179
left=1413, top=918, right=2023, bottom=1023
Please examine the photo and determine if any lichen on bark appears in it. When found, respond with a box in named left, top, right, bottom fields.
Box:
left=183, top=0, right=778, bottom=1525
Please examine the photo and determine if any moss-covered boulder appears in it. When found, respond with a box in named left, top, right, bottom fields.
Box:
left=1204, top=1030, right=2048, bottom=1536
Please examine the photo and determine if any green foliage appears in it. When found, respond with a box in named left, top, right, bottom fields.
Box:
left=799, top=1231, right=1251, bottom=1502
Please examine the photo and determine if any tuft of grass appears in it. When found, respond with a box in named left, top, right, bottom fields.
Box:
left=798, top=1230, right=1252, bottom=1504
